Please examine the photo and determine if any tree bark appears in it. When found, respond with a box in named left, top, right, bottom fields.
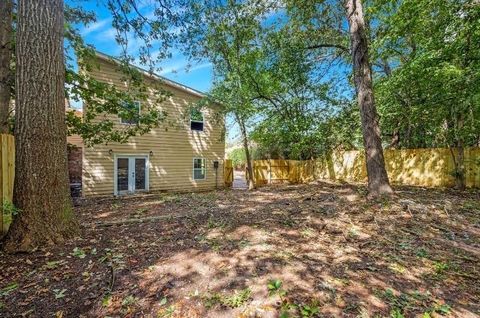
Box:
left=344, top=0, right=393, bottom=197
left=235, top=113, right=255, bottom=190
left=0, top=0, right=13, bottom=133
left=4, top=0, right=77, bottom=252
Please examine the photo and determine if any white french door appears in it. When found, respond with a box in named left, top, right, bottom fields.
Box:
left=114, top=155, right=149, bottom=195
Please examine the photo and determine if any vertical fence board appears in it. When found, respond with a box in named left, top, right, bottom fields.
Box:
left=0, top=134, right=15, bottom=236
left=252, top=147, right=480, bottom=188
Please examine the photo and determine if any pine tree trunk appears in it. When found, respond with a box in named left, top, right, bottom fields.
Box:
left=344, top=0, right=393, bottom=197
left=3, top=0, right=77, bottom=252
left=236, top=113, right=255, bottom=190
left=0, top=0, right=13, bottom=133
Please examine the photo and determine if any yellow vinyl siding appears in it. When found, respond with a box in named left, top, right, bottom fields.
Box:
left=82, top=56, right=225, bottom=196
left=67, top=134, right=83, bottom=148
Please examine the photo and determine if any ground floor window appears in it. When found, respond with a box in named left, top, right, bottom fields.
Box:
left=193, top=158, right=206, bottom=180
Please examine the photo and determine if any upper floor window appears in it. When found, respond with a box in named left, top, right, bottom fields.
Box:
left=190, top=109, right=204, bottom=131
left=120, top=101, right=140, bottom=125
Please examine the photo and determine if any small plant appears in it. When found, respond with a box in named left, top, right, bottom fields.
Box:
left=298, top=302, right=320, bottom=317
left=72, top=247, right=86, bottom=259
left=390, top=308, right=405, bottom=318
left=134, top=207, right=149, bottom=216
left=268, top=279, right=286, bottom=297
left=433, top=303, right=451, bottom=315
left=433, top=261, right=449, bottom=276
left=122, top=295, right=139, bottom=308
left=206, top=215, right=228, bottom=229
left=222, top=288, right=251, bottom=308
left=102, top=294, right=112, bottom=307
left=415, top=248, right=429, bottom=258
left=0, top=283, right=18, bottom=297
left=45, top=261, right=61, bottom=270
left=2, top=201, right=20, bottom=216
left=157, top=305, right=175, bottom=317
left=202, top=288, right=251, bottom=309
left=53, top=288, right=67, bottom=299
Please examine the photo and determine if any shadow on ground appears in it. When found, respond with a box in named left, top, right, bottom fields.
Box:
left=1, top=181, right=479, bottom=317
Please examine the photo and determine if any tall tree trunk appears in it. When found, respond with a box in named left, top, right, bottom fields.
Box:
left=4, top=0, right=77, bottom=252
left=0, top=0, right=13, bottom=133
left=344, top=0, right=393, bottom=197
left=235, top=113, right=255, bottom=190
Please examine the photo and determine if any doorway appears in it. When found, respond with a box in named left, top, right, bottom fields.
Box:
left=114, top=155, right=149, bottom=195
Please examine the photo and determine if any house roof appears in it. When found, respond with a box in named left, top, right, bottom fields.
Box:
left=94, top=51, right=206, bottom=99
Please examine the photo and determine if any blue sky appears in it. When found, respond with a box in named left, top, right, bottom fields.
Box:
left=72, top=1, right=244, bottom=143
left=78, top=16, right=214, bottom=94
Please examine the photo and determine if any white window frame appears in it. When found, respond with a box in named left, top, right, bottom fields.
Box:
left=113, top=153, right=150, bottom=195
left=190, top=109, right=204, bottom=132
left=120, top=101, right=141, bottom=125
left=193, top=157, right=207, bottom=180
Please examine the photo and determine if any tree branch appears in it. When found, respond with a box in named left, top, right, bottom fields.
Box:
left=304, top=43, right=349, bottom=53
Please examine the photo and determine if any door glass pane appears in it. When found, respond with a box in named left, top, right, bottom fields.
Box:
left=117, top=158, right=129, bottom=191
left=135, top=158, right=146, bottom=190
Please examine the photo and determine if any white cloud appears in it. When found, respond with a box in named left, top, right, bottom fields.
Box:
left=80, top=18, right=111, bottom=37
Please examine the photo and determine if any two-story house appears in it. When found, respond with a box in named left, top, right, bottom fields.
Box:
left=69, top=52, right=225, bottom=196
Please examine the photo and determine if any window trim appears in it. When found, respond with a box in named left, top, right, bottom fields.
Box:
left=119, top=101, right=141, bottom=125
left=190, top=109, right=204, bottom=131
left=192, top=157, right=207, bottom=180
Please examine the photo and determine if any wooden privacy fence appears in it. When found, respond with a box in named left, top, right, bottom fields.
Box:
left=224, top=159, right=234, bottom=187
left=0, top=134, right=15, bottom=237
left=253, top=147, right=480, bottom=188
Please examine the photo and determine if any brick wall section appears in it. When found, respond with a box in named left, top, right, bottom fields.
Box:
left=68, top=145, right=82, bottom=184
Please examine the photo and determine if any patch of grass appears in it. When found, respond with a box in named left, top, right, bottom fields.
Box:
left=274, top=250, right=295, bottom=262
left=133, top=207, right=149, bottom=217
left=206, top=215, right=228, bottom=229
left=44, top=261, right=63, bottom=270
left=461, top=199, right=480, bottom=212
left=377, top=288, right=449, bottom=317
left=389, top=262, right=407, bottom=274
left=0, top=283, right=18, bottom=297
left=281, top=217, right=296, bottom=227
left=163, top=194, right=181, bottom=204
left=122, top=295, right=139, bottom=308
left=157, top=305, right=175, bottom=318
left=300, top=227, right=315, bottom=238
left=202, top=288, right=251, bottom=309
left=415, top=248, right=429, bottom=258
left=432, top=261, right=450, bottom=278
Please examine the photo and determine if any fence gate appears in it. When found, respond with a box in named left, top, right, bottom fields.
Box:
left=224, top=159, right=233, bottom=187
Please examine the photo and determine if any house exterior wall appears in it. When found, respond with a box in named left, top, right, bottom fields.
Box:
left=81, top=55, right=225, bottom=196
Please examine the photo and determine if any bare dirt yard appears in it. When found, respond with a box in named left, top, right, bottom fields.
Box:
left=1, top=182, right=479, bottom=318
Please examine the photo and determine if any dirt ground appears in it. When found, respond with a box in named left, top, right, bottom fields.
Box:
left=0, top=181, right=479, bottom=318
